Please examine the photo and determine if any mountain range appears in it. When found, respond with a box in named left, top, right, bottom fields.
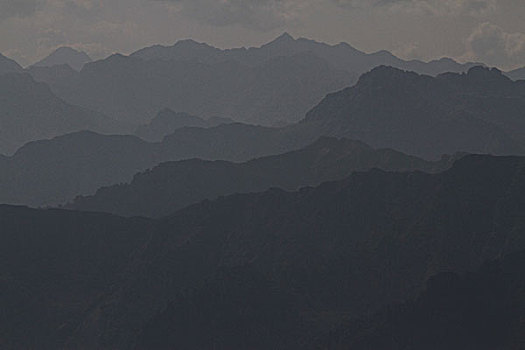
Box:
left=0, top=73, right=127, bottom=155
left=30, top=51, right=354, bottom=125
left=299, top=65, right=525, bottom=158
left=68, top=137, right=458, bottom=218
left=1, top=154, right=524, bottom=348
left=132, top=33, right=479, bottom=77
left=0, top=125, right=298, bottom=207
left=3, top=65, right=525, bottom=206
left=26, top=33, right=483, bottom=126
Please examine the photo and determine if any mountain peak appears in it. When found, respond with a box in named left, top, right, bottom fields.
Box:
left=265, top=32, right=296, bottom=47
left=356, top=65, right=420, bottom=87
left=32, top=46, right=91, bottom=71
left=466, top=65, right=509, bottom=82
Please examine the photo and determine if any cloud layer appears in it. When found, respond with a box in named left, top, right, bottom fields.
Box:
left=465, top=22, right=525, bottom=67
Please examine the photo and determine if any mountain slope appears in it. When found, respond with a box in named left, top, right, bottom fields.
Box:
left=4, top=65, right=525, bottom=207
left=135, top=108, right=234, bottom=141
left=132, top=33, right=477, bottom=76
left=0, top=205, right=153, bottom=349
left=317, top=250, right=525, bottom=349
left=68, top=137, right=457, bottom=218
left=506, top=66, right=525, bottom=81
left=1, top=155, right=524, bottom=348
left=31, top=46, right=92, bottom=71
left=0, top=73, right=128, bottom=154
left=300, top=65, right=525, bottom=158
left=38, top=52, right=353, bottom=125
left=0, top=53, right=23, bottom=75
left=0, top=123, right=301, bottom=207
left=69, top=154, right=525, bottom=349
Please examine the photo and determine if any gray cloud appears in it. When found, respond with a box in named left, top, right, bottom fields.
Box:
left=155, top=0, right=311, bottom=30
left=0, top=0, right=42, bottom=20
left=464, top=22, right=525, bottom=69
left=334, top=0, right=496, bottom=16
left=1, top=0, right=525, bottom=70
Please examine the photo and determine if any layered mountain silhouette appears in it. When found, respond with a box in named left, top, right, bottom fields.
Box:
left=135, top=108, right=234, bottom=141
left=5, top=64, right=525, bottom=206
left=31, top=46, right=92, bottom=71
left=28, top=34, right=480, bottom=126
left=0, top=73, right=128, bottom=154
left=2, top=154, right=524, bottom=348
left=68, top=137, right=458, bottom=218
left=0, top=53, right=23, bottom=75
left=0, top=125, right=299, bottom=207
left=31, top=52, right=353, bottom=125
left=132, top=32, right=478, bottom=77
left=300, top=65, right=525, bottom=158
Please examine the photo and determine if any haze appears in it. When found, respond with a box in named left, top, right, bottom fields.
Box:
left=1, top=0, right=525, bottom=69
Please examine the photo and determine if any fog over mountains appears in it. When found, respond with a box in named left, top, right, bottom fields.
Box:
left=1, top=31, right=525, bottom=349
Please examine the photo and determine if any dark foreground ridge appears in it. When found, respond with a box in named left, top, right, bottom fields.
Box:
left=1, top=154, right=524, bottom=348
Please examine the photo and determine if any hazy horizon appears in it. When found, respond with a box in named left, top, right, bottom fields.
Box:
left=2, top=0, right=525, bottom=70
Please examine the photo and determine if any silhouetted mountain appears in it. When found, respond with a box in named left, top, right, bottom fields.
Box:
left=0, top=73, right=128, bottom=154
left=300, top=65, right=525, bottom=158
left=31, top=46, right=92, bottom=71
left=0, top=124, right=303, bottom=207
left=38, top=52, right=353, bottom=125
left=5, top=64, right=525, bottom=205
left=34, top=34, right=479, bottom=126
left=0, top=53, right=23, bottom=75
left=71, top=154, right=525, bottom=349
left=2, top=155, right=525, bottom=348
left=135, top=108, right=234, bottom=141
left=132, top=33, right=478, bottom=76
left=318, top=250, right=525, bottom=349
left=69, top=137, right=458, bottom=218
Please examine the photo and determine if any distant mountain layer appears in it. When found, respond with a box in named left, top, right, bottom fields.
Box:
left=31, top=47, right=92, bottom=71
left=0, top=53, right=23, bottom=75
left=135, top=108, right=234, bottom=141
left=68, top=137, right=458, bottom=218
left=300, top=65, right=525, bottom=158
left=31, top=52, right=354, bottom=125
left=132, top=32, right=478, bottom=77
left=2, top=154, right=524, bottom=348
left=0, top=73, right=128, bottom=155
left=0, top=124, right=302, bottom=207
left=5, top=65, right=525, bottom=206
left=29, top=34, right=479, bottom=126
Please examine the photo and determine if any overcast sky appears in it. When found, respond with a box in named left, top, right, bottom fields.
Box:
left=1, top=0, right=525, bottom=70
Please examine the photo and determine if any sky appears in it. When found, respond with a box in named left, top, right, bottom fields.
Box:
left=1, top=0, right=525, bottom=70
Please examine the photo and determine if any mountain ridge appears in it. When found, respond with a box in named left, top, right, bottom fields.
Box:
left=31, top=46, right=92, bottom=71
